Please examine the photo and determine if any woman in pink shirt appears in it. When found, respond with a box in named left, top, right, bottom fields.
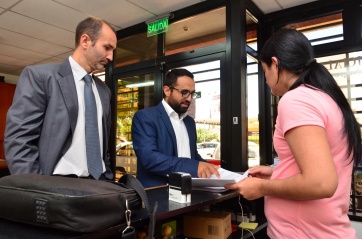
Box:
left=226, top=29, right=361, bottom=238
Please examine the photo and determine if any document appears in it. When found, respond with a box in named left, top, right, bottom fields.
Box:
left=192, top=168, right=248, bottom=191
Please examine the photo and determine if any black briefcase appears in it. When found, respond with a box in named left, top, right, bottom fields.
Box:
left=0, top=173, right=147, bottom=233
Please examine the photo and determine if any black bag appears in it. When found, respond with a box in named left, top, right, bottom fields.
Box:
left=0, top=173, right=149, bottom=234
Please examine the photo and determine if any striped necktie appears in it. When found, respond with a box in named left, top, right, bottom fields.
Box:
left=83, top=74, right=102, bottom=179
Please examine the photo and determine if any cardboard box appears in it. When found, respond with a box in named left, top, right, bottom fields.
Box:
left=183, top=211, right=231, bottom=239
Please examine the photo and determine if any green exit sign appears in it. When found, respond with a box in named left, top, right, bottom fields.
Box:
left=195, top=91, right=201, bottom=99
left=147, top=18, right=169, bottom=37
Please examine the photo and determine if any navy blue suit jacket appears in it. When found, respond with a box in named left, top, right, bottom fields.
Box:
left=132, top=102, right=205, bottom=188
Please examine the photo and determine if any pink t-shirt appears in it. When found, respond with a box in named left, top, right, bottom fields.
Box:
left=266, top=85, right=356, bottom=239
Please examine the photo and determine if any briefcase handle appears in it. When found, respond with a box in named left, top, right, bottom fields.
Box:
left=118, top=174, right=158, bottom=239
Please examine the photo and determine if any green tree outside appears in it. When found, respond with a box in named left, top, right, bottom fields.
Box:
left=196, top=128, right=219, bottom=143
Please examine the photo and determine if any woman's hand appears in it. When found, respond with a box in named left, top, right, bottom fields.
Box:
left=225, top=176, right=265, bottom=200
left=248, top=165, right=274, bottom=179
left=224, top=166, right=273, bottom=200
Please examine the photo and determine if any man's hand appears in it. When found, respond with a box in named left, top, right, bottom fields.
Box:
left=197, top=162, right=220, bottom=178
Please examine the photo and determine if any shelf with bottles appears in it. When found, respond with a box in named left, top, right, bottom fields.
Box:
left=117, top=93, right=138, bottom=101
left=117, top=101, right=138, bottom=109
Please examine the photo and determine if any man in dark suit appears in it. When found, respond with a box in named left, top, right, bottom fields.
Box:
left=132, top=69, right=220, bottom=188
left=4, top=17, right=117, bottom=180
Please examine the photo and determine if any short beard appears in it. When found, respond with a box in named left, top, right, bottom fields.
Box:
left=168, top=98, right=189, bottom=115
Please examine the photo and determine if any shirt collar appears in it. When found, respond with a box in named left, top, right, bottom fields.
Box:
left=68, top=56, right=92, bottom=81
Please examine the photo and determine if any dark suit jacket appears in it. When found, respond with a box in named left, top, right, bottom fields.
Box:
left=4, top=59, right=113, bottom=179
left=132, top=102, right=205, bottom=188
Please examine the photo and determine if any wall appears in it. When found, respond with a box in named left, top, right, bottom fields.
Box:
left=0, top=74, right=19, bottom=85
left=0, top=82, right=16, bottom=160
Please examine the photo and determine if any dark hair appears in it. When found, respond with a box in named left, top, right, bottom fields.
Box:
left=75, top=17, right=115, bottom=47
left=259, top=28, right=361, bottom=167
left=163, top=68, right=194, bottom=87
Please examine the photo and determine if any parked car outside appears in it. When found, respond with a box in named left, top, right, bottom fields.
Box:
left=197, top=142, right=220, bottom=159
left=210, top=141, right=260, bottom=167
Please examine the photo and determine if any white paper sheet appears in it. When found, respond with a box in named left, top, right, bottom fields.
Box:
left=192, top=168, right=248, bottom=188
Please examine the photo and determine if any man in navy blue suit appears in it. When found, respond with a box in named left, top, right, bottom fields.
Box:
left=132, top=68, right=220, bottom=188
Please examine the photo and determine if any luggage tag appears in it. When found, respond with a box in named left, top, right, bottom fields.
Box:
left=121, top=200, right=135, bottom=239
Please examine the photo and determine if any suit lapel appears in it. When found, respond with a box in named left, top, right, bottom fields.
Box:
left=57, top=59, right=78, bottom=134
left=93, top=76, right=108, bottom=121
left=184, top=117, right=196, bottom=158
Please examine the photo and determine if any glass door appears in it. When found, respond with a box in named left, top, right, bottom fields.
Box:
left=184, top=61, right=221, bottom=162
left=112, top=53, right=225, bottom=180
left=164, top=53, right=225, bottom=164
left=113, top=69, right=158, bottom=180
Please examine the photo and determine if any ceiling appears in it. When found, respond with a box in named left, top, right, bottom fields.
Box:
left=0, top=0, right=316, bottom=84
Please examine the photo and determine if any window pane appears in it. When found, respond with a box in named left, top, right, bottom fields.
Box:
left=246, top=11, right=258, bottom=51
left=114, top=32, right=157, bottom=67
left=183, top=61, right=221, bottom=161
left=285, top=13, right=343, bottom=46
left=165, top=7, right=226, bottom=55
left=247, top=55, right=260, bottom=167
left=115, top=73, right=155, bottom=179
left=317, top=51, right=362, bottom=125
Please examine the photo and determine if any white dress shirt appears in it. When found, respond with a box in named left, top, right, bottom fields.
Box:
left=162, top=99, right=191, bottom=158
left=53, top=56, right=105, bottom=176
